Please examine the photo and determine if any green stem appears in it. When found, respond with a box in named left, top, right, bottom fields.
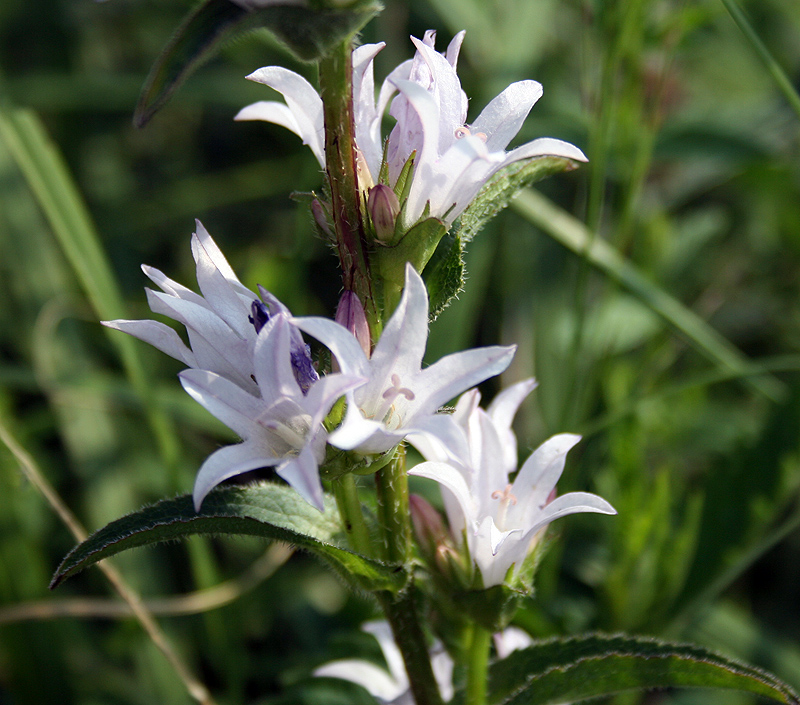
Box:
left=332, top=474, right=373, bottom=556
left=379, top=592, right=445, bottom=705
left=318, top=37, right=381, bottom=339
left=464, top=623, right=492, bottom=705
left=375, top=446, right=410, bottom=564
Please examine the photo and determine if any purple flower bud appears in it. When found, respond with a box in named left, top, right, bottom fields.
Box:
left=368, top=184, right=400, bottom=242
left=335, top=290, right=371, bottom=357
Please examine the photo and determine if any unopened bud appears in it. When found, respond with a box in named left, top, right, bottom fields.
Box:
left=311, top=198, right=334, bottom=240
left=368, top=184, right=400, bottom=242
left=335, top=290, right=371, bottom=358
left=410, top=494, right=448, bottom=554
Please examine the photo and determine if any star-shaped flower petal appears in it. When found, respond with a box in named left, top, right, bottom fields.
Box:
left=294, top=263, right=515, bottom=456
left=409, top=384, right=616, bottom=587
left=181, top=315, right=364, bottom=511
left=103, top=220, right=314, bottom=395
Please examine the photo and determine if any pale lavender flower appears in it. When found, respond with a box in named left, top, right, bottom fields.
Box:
left=237, top=31, right=586, bottom=226
left=409, top=383, right=616, bottom=587
left=103, top=220, right=315, bottom=395
left=181, top=315, right=364, bottom=511
left=294, top=263, right=515, bottom=456
left=103, top=222, right=363, bottom=510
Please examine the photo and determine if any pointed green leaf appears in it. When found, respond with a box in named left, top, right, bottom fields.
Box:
left=450, top=156, right=577, bottom=244
left=134, top=0, right=382, bottom=127
left=50, top=483, right=404, bottom=593
left=476, top=633, right=799, bottom=705
left=423, top=231, right=464, bottom=319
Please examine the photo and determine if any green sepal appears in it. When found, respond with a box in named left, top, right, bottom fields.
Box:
left=50, top=483, right=405, bottom=593
left=422, top=230, right=464, bottom=319
left=375, top=216, right=448, bottom=315
left=134, top=0, right=382, bottom=127
left=462, top=633, right=800, bottom=705
left=319, top=444, right=396, bottom=480
left=450, top=583, right=525, bottom=633
left=392, top=151, right=416, bottom=203
left=450, top=155, right=578, bottom=244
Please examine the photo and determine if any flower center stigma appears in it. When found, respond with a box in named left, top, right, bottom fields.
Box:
left=491, top=484, right=517, bottom=531
left=374, top=373, right=415, bottom=427
left=454, top=126, right=487, bottom=142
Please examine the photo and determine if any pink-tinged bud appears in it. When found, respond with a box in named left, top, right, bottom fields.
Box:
left=335, top=290, right=371, bottom=358
left=410, top=494, right=447, bottom=553
left=367, top=184, right=400, bottom=242
left=311, top=198, right=334, bottom=240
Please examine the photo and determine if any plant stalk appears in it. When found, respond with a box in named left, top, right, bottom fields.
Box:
left=465, top=622, right=492, bottom=705
left=379, top=591, right=445, bottom=705
left=375, top=446, right=410, bottom=564
left=318, top=37, right=381, bottom=338
left=333, top=473, right=373, bottom=556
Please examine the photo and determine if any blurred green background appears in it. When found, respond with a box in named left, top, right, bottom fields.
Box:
left=2, top=0, right=800, bottom=703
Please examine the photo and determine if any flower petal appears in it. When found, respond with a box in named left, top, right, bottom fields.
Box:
left=292, top=316, right=370, bottom=378
left=314, top=660, right=403, bottom=701
left=363, top=621, right=408, bottom=689
left=102, top=319, right=197, bottom=368
left=252, top=315, right=302, bottom=401
left=179, top=369, right=263, bottom=439
left=192, top=441, right=279, bottom=510
left=275, top=444, right=325, bottom=511
left=470, top=80, right=543, bottom=152
left=408, top=461, right=476, bottom=525
left=487, top=378, right=537, bottom=472
left=369, top=263, right=429, bottom=382
left=412, top=344, right=516, bottom=417
left=510, top=433, right=582, bottom=521
left=244, top=66, right=324, bottom=166
left=521, top=491, right=617, bottom=539
left=504, top=136, right=588, bottom=164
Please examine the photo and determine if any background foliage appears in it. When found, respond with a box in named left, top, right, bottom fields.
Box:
left=2, top=0, right=800, bottom=703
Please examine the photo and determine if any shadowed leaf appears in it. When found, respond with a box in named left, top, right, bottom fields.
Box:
left=471, top=633, right=800, bottom=705
left=134, top=0, right=382, bottom=127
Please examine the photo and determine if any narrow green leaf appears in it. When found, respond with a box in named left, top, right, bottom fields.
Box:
left=423, top=231, right=464, bottom=319
left=134, top=0, right=382, bottom=127
left=451, top=156, right=577, bottom=244
left=511, top=188, right=785, bottom=402
left=480, top=633, right=799, bottom=705
left=50, top=483, right=405, bottom=593
left=421, top=157, right=573, bottom=316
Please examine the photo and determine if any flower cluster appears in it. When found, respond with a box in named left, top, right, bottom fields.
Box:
left=236, top=30, right=586, bottom=228
left=105, top=223, right=514, bottom=514
left=410, top=382, right=616, bottom=587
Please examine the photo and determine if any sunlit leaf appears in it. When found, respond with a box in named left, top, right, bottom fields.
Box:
left=51, top=483, right=405, bottom=593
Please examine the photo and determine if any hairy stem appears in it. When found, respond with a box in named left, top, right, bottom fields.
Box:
left=318, top=37, right=381, bottom=339
left=333, top=473, right=373, bottom=556
left=380, top=591, right=445, bottom=705
left=465, top=622, right=492, bottom=705
left=375, top=446, right=410, bottom=564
